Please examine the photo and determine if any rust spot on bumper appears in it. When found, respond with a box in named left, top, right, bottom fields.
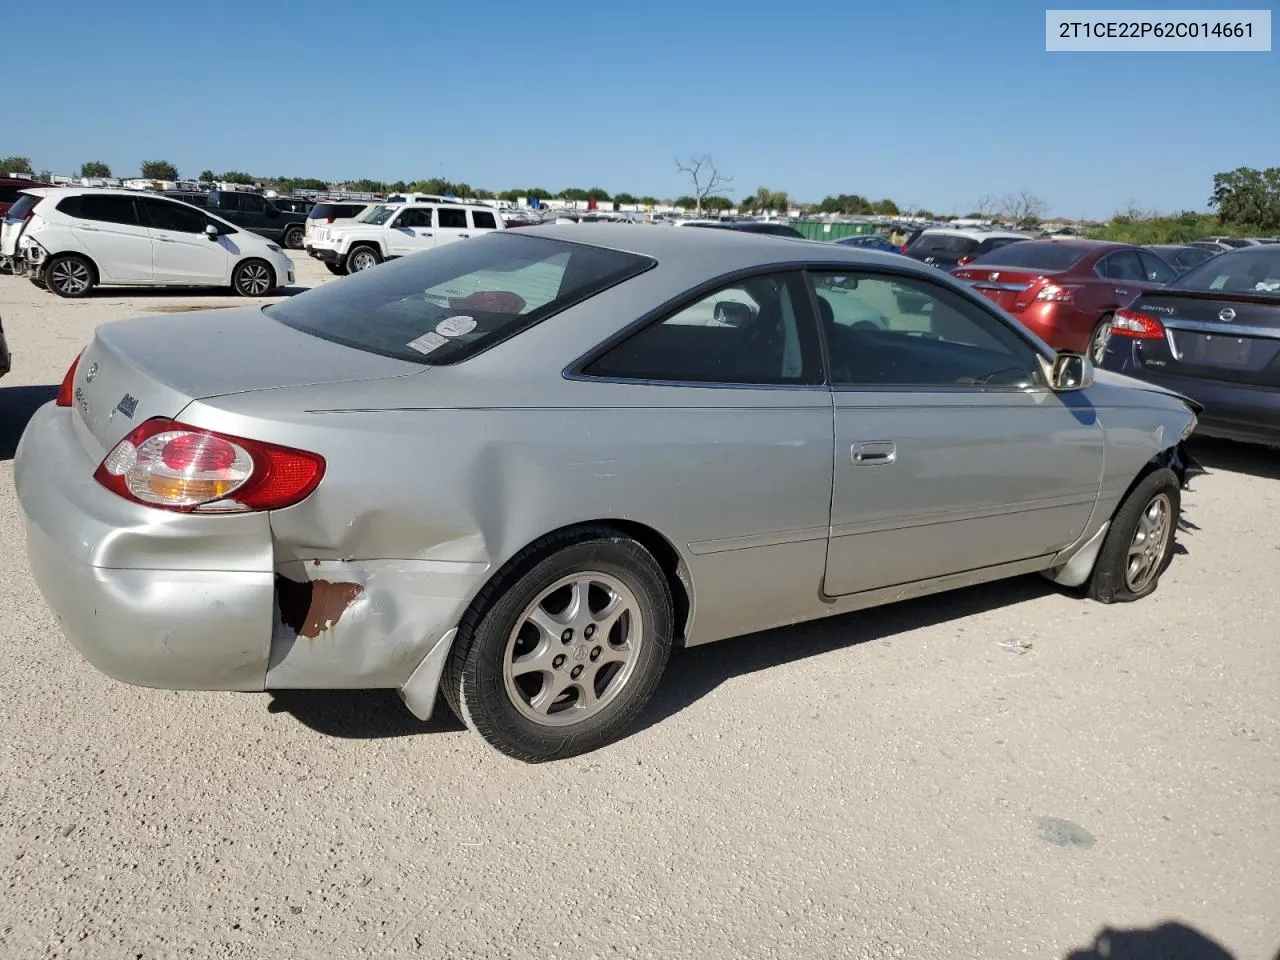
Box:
left=276, top=575, right=363, bottom=639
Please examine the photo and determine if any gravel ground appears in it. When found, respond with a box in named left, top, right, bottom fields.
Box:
left=1, top=255, right=1277, bottom=960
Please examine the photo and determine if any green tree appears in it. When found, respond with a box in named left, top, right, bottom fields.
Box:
left=474, top=188, right=495, bottom=200
left=140, top=160, right=179, bottom=180
left=614, top=192, right=638, bottom=205
left=558, top=187, right=589, bottom=202
left=815, top=194, right=873, bottom=215
left=916, top=209, right=935, bottom=220
left=198, top=169, right=216, bottom=183
left=1, top=155, right=33, bottom=174
left=872, top=198, right=900, bottom=216
left=80, top=161, right=112, bottom=178
left=637, top=196, right=659, bottom=207
left=584, top=187, right=611, bottom=201
left=1210, top=166, right=1280, bottom=231
left=703, top=196, right=733, bottom=212
left=220, top=170, right=255, bottom=185
left=674, top=195, right=698, bottom=209
left=348, top=179, right=387, bottom=193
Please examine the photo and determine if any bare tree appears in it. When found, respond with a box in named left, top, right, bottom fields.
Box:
left=974, top=193, right=998, bottom=220
left=675, top=154, right=733, bottom=215
left=1001, top=189, right=1048, bottom=227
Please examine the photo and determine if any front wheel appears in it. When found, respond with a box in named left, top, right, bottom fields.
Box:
left=345, top=245, right=381, bottom=273
left=231, top=259, right=275, bottom=297
left=282, top=226, right=304, bottom=249
left=45, top=254, right=95, bottom=298
left=447, top=531, right=673, bottom=762
left=1086, top=468, right=1181, bottom=603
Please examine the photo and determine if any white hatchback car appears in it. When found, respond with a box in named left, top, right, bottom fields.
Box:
left=4, top=188, right=296, bottom=298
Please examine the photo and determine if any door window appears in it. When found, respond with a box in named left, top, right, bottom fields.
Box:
left=1137, top=250, right=1177, bottom=283
left=1098, top=251, right=1146, bottom=282
left=393, top=207, right=433, bottom=228
left=584, top=272, right=821, bottom=385
left=810, top=272, right=1042, bottom=388
left=141, top=198, right=208, bottom=233
left=75, top=194, right=142, bottom=226
left=471, top=210, right=497, bottom=229
left=215, top=192, right=241, bottom=212
left=437, top=208, right=468, bottom=229
left=238, top=193, right=267, bottom=214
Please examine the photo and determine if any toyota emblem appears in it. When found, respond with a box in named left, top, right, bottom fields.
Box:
left=1218, top=308, right=1236, bottom=322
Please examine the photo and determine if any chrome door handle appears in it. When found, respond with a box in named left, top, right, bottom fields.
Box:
left=156, top=236, right=174, bottom=242
left=78, top=224, right=99, bottom=231
left=422, top=232, right=432, bottom=236
left=459, top=233, right=470, bottom=238
left=852, top=441, right=897, bottom=465
left=1115, top=288, right=1129, bottom=296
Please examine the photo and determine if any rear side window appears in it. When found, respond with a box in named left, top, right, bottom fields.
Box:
left=6, top=193, right=40, bottom=220
left=75, top=194, right=142, bottom=226
left=438, top=208, right=467, bottom=229
left=471, top=210, right=497, bottom=229
left=978, top=237, right=1022, bottom=255
left=214, top=192, right=241, bottom=212
left=910, top=233, right=978, bottom=254
left=265, top=233, right=655, bottom=365
left=1098, top=251, right=1146, bottom=282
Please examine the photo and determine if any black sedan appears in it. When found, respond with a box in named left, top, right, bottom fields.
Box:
left=1099, top=245, right=1280, bottom=446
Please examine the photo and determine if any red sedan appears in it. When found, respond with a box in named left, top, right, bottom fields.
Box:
left=952, top=240, right=1178, bottom=361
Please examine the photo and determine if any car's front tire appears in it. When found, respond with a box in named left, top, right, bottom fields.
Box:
left=45, top=254, right=95, bottom=298
left=447, top=529, right=673, bottom=762
left=345, top=245, right=381, bottom=273
left=231, top=259, right=275, bottom=297
left=282, top=226, right=304, bottom=249
left=1087, top=467, right=1181, bottom=603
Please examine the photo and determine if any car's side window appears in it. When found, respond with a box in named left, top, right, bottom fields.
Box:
left=142, top=198, right=207, bottom=234
left=1098, top=251, right=1145, bottom=282
left=394, top=208, right=431, bottom=228
left=1137, top=250, right=1177, bottom=284
left=438, top=208, right=468, bottom=229
left=471, top=210, right=497, bottom=230
left=583, top=272, right=821, bottom=386
left=810, top=272, right=1043, bottom=389
left=77, top=195, right=142, bottom=226
left=239, top=193, right=266, bottom=214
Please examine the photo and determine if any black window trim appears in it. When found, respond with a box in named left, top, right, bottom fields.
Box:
left=1094, top=249, right=1144, bottom=282
left=1136, top=248, right=1177, bottom=283
left=802, top=263, right=1055, bottom=394
left=566, top=263, right=830, bottom=391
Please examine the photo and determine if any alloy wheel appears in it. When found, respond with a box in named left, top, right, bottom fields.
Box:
left=51, top=259, right=91, bottom=296
left=238, top=263, right=271, bottom=296
left=502, top=572, right=644, bottom=726
left=1125, top=493, right=1173, bottom=592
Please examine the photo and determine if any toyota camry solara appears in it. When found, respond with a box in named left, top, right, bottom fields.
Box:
left=15, top=225, right=1203, bottom=761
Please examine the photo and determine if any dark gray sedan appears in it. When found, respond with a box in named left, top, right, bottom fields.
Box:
left=15, top=226, right=1201, bottom=761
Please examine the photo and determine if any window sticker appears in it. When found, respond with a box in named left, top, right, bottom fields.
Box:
left=407, top=331, right=449, bottom=355
left=436, top=315, right=477, bottom=337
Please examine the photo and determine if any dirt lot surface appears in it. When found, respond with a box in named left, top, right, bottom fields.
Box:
left=1, top=255, right=1277, bottom=959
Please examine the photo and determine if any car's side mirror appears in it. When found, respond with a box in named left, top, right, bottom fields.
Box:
left=205, top=223, right=219, bottom=240
left=1048, top=350, right=1094, bottom=391
left=713, top=301, right=756, bottom=327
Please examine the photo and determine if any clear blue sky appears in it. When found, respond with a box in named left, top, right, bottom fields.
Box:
left=10, top=0, right=1277, bottom=218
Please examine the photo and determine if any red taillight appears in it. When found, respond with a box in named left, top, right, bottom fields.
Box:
left=1034, top=283, right=1076, bottom=303
left=93, top=418, right=325, bottom=513
left=1110, top=308, right=1165, bottom=340
left=55, top=354, right=81, bottom=407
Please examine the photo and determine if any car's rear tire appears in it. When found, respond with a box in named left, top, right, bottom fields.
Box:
left=345, top=245, right=381, bottom=273
left=324, top=263, right=345, bottom=276
left=231, top=259, right=275, bottom=297
left=45, top=254, right=95, bottom=298
left=447, top=529, right=673, bottom=762
left=1090, top=315, right=1113, bottom=364
left=1086, top=467, right=1181, bottom=604
left=282, top=226, right=304, bottom=250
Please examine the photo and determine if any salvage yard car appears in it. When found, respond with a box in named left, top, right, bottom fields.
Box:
left=306, top=200, right=503, bottom=275
left=3, top=187, right=295, bottom=298
left=15, top=226, right=1202, bottom=762
left=1099, top=243, right=1280, bottom=447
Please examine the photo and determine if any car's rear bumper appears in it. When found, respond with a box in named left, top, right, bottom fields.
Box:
left=14, top=404, right=486, bottom=707
left=1101, top=353, right=1280, bottom=446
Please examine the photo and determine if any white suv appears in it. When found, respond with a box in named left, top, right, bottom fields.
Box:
left=307, top=201, right=505, bottom=275
left=3, top=187, right=296, bottom=298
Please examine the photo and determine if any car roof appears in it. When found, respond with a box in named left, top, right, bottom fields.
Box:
left=916, top=226, right=1032, bottom=240
left=507, top=222, right=940, bottom=276
left=1004, top=238, right=1125, bottom=250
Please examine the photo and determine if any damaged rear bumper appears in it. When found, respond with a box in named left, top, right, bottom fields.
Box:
left=14, top=403, right=485, bottom=710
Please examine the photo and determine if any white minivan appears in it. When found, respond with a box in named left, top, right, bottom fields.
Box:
left=3, top=187, right=296, bottom=298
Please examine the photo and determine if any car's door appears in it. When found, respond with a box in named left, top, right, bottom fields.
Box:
left=810, top=269, right=1103, bottom=596
left=386, top=206, right=435, bottom=255
left=66, top=194, right=153, bottom=282
left=1096, top=249, right=1154, bottom=309
left=139, top=197, right=230, bottom=284
left=236, top=192, right=276, bottom=239
left=579, top=270, right=835, bottom=643
left=434, top=206, right=471, bottom=247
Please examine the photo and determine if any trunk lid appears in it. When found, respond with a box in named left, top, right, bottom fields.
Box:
left=68, top=306, right=423, bottom=456
left=953, top=267, right=1056, bottom=312
left=1130, top=289, right=1280, bottom=387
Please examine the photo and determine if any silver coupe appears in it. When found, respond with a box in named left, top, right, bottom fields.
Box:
left=15, top=225, right=1203, bottom=761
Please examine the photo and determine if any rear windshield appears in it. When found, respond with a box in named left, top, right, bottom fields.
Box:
left=264, top=233, right=656, bottom=364
left=310, top=202, right=364, bottom=220
left=910, top=233, right=979, bottom=254
left=1171, top=247, right=1280, bottom=295
left=4, top=193, right=40, bottom=220
left=970, top=242, right=1087, bottom=270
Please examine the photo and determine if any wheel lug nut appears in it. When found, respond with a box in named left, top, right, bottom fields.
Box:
left=571, top=665, right=584, bottom=680
left=590, top=647, right=601, bottom=661
left=584, top=625, right=595, bottom=638
left=561, top=629, right=573, bottom=643
left=553, top=654, right=566, bottom=669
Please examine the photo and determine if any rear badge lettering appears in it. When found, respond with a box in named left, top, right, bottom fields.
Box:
left=115, top=394, right=138, bottom=419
